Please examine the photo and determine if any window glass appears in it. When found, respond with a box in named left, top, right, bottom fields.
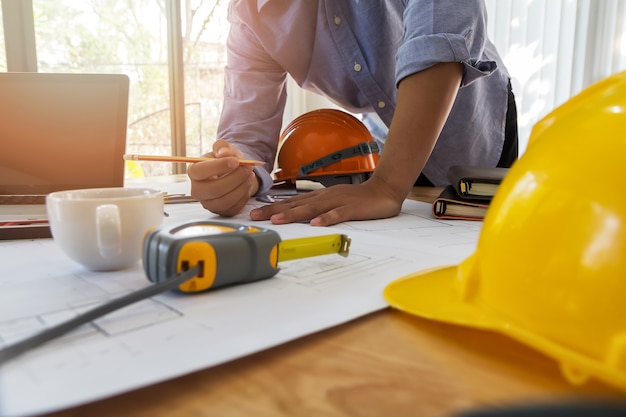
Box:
left=181, top=0, right=229, bottom=164
left=31, top=0, right=229, bottom=177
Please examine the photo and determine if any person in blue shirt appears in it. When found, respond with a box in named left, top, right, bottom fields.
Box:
left=188, top=0, right=518, bottom=226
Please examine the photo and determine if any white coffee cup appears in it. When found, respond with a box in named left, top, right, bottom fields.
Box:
left=46, top=187, right=164, bottom=271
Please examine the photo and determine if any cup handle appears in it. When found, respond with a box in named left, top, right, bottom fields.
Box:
left=96, top=204, right=122, bottom=258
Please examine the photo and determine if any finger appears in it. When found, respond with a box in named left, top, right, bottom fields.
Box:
left=249, top=198, right=300, bottom=221
left=213, top=139, right=243, bottom=159
left=249, top=188, right=327, bottom=220
left=308, top=204, right=375, bottom=226
left=192, top=169, right=257, bottom=217
left=310, top=209, right=345, bottom=227
left=191, top=166, right=252, bottom=202
left=253, top=198, right=331, bottom=225
left=217, top=183, right=255, bottom=217
left=201, top=187, right=249, bottom=217
left=212, top=170, right=257, bottom=214
left=187, top=157, right=239, bottom=181
left=200, top=150, right=216, bottom=158
left=270, top=200, right=355, bottom=226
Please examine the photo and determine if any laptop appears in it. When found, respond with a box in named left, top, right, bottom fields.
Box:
left=0, top=72, right=130, bottom=239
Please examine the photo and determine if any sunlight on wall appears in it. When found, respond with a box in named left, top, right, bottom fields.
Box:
left=0, top=6, right=5, bottom=71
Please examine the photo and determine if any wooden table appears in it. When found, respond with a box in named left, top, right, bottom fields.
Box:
left=48, top=188, right=625, bottom=417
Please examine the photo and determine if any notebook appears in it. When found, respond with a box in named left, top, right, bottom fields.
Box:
left=0, top=72, right=130, bottom=240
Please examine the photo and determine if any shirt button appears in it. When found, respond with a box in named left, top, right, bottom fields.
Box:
left=353, top=63, right=362, bottom=72
left=334, top=16, right=341, bottom=25
left=377, top=101, right=386, bottom=109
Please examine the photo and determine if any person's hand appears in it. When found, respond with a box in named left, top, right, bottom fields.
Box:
left=249, top=176, right=404, bottom=226
left=188, top=140, right=260, bottom=217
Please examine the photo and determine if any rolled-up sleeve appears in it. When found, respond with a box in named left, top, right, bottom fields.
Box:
left=396, top=0, right=497, bottom=87
left=217, top=3, right=288, bottom=193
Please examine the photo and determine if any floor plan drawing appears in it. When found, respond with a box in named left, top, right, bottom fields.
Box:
left=0, top=191, right=482, bottom=417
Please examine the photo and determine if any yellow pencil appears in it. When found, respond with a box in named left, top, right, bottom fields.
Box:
left=123, top=154, right=265, bottom=166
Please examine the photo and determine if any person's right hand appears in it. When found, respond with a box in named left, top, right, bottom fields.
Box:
left=188, top=140, right=260, bottom=217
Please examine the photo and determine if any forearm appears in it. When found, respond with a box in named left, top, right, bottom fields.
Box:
left=372, top=62, right=464, bottom=200
left=218, top=17, right=290, bottom=193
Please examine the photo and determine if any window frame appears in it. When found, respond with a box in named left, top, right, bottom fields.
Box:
left=1, top=0, right=189, bottom=174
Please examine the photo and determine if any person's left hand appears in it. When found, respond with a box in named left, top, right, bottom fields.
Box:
left=249, top=176, right=404, bottom=226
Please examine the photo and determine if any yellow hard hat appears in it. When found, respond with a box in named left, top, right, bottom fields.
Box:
left=384, top=71, right=626, bottom=391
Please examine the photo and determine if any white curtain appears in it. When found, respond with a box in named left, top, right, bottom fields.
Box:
left=287, top=0, right=626, bottom=155
left=486, top=0, right=626, bottom=153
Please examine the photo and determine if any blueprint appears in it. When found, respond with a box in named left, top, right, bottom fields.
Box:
left=0, top=179, right=481, bottom=417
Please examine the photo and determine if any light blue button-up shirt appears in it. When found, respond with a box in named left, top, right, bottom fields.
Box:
left=218, top=0, right=510, bottom=191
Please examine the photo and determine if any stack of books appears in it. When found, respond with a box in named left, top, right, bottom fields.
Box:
left=432, top=165, right=509, bottom=220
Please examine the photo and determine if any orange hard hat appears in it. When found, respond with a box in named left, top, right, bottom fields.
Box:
left=274, top=109, right=379, bottom=187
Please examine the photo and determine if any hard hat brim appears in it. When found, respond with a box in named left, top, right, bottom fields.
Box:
left=384, top=265, right=498, bottom=330
left=384, top=264, right=626, bottom=391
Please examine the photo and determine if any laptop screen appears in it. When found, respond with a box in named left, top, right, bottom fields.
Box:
left=0, top=72, right=129, bottom=195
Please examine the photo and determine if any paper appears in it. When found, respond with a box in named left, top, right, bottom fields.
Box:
left=0, top=181, right=481, bottom=417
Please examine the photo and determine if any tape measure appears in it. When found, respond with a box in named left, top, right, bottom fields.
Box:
left=143, top=221, right=351, bottom=293
left=0, top=221, right=351, bottom=364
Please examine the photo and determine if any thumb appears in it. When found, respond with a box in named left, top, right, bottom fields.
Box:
left=213, top=139, right=243, bottom=159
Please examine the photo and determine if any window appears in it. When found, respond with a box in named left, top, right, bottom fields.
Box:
left=4, top=0, right=626, bottom=168
left=2, top=0, right=229, bottom=177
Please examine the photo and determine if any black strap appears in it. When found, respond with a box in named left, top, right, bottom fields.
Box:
left=297, top=141, right=379, bottom=177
